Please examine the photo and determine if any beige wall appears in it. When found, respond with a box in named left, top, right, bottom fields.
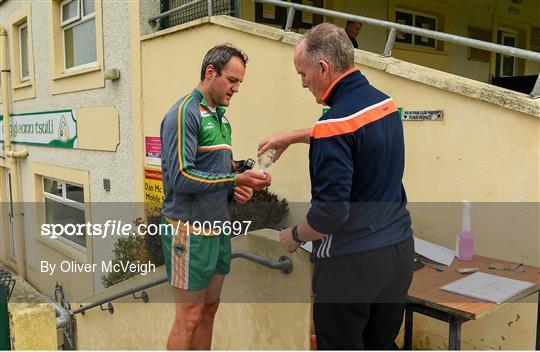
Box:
left=139, top=17, right=539, bottom=349
left=75, top=230, right=311, bottom=350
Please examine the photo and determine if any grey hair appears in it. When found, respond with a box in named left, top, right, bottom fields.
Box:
left=200, top=44, right=248, bottom=81
left=298, top=23, right=354, bottom=73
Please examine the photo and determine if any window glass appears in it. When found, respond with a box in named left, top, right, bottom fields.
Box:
left=43, top=178, right=63, bottom=197
left=64, top=18, right=96, bottom=68
left=83, top=0, right=95, bottom=16
left=45, top=198, right=86, bottom=248
left=20, top=24, right=29, bottom=79
left=66, top=183, right=84, bottom=203
left=62, top=0, right=79, bottom=23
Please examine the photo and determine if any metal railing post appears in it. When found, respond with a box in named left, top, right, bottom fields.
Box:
left=207, top=0, right=213, bottom=17
left=382, top=28, right=397, bottom=57
left=284, top=7, right=296, bottom=32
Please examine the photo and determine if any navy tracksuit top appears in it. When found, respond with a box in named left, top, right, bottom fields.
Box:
left=307, top=68, right=412, bottom=262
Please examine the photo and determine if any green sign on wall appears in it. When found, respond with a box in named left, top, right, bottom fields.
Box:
left=0, top=110, right=77, bottom=148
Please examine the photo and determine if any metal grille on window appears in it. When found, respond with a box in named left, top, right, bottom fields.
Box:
left=159, top=0, right=235, bottom=30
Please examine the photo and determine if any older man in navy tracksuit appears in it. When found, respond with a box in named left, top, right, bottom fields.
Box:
left=259, top=23, right=414, bottom=350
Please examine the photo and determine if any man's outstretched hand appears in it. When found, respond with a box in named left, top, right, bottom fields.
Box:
left=258, top=129, right=311, bottom=163
left=235, top=170, right=271, bottom=190
left=258, top=132, right=291, bottom=163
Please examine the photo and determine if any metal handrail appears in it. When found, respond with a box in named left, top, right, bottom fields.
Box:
left=72, top=276, right=168, bottom=315
left=254, top=0, right=540, bottom=98
left=42, top=294, right=71, bottom=329
left=72, top=251, right=293, bottom=315
left=233, top=250, right=293, bottom=274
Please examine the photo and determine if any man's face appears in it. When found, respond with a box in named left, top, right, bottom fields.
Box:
left=206, top=56, right=245, bottom=107
left=346, top=22, right=362, bottom=38
left=294, top=42, right=329, bottom=105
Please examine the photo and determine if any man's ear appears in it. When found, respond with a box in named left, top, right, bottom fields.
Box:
left=319, top=60, right=330, bottom=76
left=205, top=64, right=216, bottom=79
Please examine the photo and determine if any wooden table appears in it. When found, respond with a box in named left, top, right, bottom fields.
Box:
left=404, top=255, right=540, bottom=350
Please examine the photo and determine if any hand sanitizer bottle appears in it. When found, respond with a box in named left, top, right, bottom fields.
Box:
left=258, top=149, right=276, bottom=172
left=456, top=199, right=474, bottom=260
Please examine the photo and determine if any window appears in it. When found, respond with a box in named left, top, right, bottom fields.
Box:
left=60, top=0, right=96, bottom=71
left=496, top=30, right=518, bottom=77
left=395, top=9, right=442, bottom=50
left=9, top=3, right=35, bottom=101
left=49, top=0, right=103, bottom=94
left=42, top=177, right=86, bottom=250
left=254, top=0, right=323, bottom=31
left=19, top=23, right=29, bottom=81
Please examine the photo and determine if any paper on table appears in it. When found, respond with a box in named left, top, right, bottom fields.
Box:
left=413, top=236, right=455, bottom=266
left=441, top=272, right=534, bottom=304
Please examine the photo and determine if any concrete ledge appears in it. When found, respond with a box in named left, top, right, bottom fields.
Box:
left=2, top=265, right=57, bottom=350
left=142, top=15, right=540, bottom=118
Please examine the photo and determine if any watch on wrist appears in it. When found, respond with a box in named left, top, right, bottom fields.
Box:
left=291, top=225, right=305, bottom=245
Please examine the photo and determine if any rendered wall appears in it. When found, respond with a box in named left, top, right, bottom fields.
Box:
left=75, top=231, right=311, bottom=350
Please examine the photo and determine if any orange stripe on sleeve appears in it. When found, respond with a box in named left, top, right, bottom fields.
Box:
left=311, top=99, right=397, bottom=139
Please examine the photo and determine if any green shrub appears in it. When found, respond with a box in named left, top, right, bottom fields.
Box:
left=144, top=211, right=165, bottom=266
left=101, top=231, right=150, bottom=288
left=228, top=189, right=289, bottom=232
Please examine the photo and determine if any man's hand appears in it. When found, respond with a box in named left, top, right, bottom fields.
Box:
left=258, top=129, right=311, bottom=163
left=258, top=132, right=291, bottom=163
left=233, top=186, right=253, bottom=204
left=235, top=170, right=271, bottom=190
left=279, top=227, right=300, bottom=253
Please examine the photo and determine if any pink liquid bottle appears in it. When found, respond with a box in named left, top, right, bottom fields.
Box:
left=456, top=199, right=474, bottom=260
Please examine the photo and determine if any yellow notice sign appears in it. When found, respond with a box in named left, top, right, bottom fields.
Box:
left=144, top=166, right=164, bottom=212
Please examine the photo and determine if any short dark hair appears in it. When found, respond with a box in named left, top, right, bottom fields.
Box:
left=200, top=44, right=248, bottom=81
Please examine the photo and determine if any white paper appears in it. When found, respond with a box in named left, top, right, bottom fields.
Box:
left=414, top=236, right=455, bottom=266
left=441, top=272, right=534, bottom=304
left=300, top=241, right=312, bottom=253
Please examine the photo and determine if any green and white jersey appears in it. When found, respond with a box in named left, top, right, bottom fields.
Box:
left=160, top=88, right=235, bottom=222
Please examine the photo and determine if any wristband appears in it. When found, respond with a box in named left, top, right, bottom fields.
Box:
left=291, top=225, right=305, bottom=245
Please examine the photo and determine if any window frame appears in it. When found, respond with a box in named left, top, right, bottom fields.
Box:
left=49, top=0, right=105, bottom=95
left=61, top=0, right=97, bottom=72
left=42, top=176, right=87, bottom=252
left=394, top=8, right=443, bottom=51
left=497, top=29, right=518, bottom=77
left=9, top=3, right=36, bottom=101
left=18, top=22, right=30, bottom=82
left=60, top=0, right=81, bottom=27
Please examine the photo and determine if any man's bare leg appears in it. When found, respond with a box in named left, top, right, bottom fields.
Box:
left=167, top=287, right=206, bottom=350
left=191, top=274, right=225, bottom=350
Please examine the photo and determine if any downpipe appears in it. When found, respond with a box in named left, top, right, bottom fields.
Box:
left=0, top=26, right=29, bottom=279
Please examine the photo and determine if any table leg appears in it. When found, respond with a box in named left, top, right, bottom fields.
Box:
left=536, top=291, right=540, bottom=351
left=448, top=316, right=462, bottom=350
left=404, top=306, right=413, bottom=350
